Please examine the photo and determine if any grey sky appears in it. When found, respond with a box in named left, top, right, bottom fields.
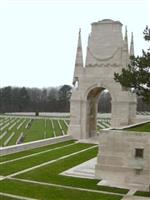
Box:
left=0, top=0, right=149, bottom=88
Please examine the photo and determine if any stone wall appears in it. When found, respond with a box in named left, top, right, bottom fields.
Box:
left=4, top=112, right=70, bottom=118
left=0, top=135, right=72, bottom=156
left=95, top=129, right=150, bottom=191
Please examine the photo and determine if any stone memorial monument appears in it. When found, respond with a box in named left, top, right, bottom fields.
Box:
left=69, top=19, right=150, bottom=191
left=69, top=19, right=137, bottom=139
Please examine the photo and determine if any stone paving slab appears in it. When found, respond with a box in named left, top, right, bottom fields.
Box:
left=79, top=136, right=99, bottom=144
left=61, top=157, right=97, bottom=179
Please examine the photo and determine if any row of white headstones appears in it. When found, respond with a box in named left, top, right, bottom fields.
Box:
left=2, top=111, right=149, bottom=147
left=0, top=117, right=69, bottom=147
left=0, top=118, right=32, bottom=146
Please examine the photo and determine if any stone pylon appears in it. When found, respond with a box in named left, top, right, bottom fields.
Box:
left=68, top=19, right=137, bottom=139
left=130, top=32, right=134, bottom=56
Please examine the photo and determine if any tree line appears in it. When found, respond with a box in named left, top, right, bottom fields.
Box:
left=0, top=85, right=149, bottom=113
left=98, top=91, right=150, bottom=113
left=0, top=85, right=72, bottom=113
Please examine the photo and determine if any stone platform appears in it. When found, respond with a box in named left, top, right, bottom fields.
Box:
left=60, top=158, right=97, bottom=179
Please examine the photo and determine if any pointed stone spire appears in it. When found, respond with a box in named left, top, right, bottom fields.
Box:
left=73, top=29, right=84, bottom=86
left=122, top=26, right=129, bottom=67
left=85, top=33, right=91, bottom=66
left=130, top=32, right=134, bottom=56
left=125, top=26, right=128, bottom=40
left=124, top=26, right=128, bottom=50
left=87, top=33, right=91, bottom=46
left=75, top=28, right=83, bottom=67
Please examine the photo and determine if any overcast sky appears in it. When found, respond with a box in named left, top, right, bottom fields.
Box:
left=0, top=0, right=149, bottom=88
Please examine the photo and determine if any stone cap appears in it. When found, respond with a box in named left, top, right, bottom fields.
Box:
left=92, top=19, right=122, bottom=25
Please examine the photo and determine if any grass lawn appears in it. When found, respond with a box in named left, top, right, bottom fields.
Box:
left=0, top=140, right=75, bottom=163
left=53, top=120, right=62, bottom=136
left=0, top=179, right=123, bottom=200
left=0, top=194, right=19, bottom=200
left=125, top=122, right=150, bottom=132
left=0, top=117, right=71, bottom=146
left=0, top=116, right=111, bottom=147
left=0, top=116, right=150, bottom=199
left=7, top=118, right=28, bottom=146
left=0, top=143, right=94, bottom=176
left=59, top=119, right=68, bottom=134
left=24, top=119, right=45, bottom=142
left=135, top=191, right=150, bottom=197
left=17, top=146, right=128, bottom=194
left=45, top=119, right=54, bottom=138
left=0, top=140, right=128, bottom=200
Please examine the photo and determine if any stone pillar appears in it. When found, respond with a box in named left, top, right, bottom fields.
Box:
left=68, top=90, right=82, bottom=139
left=86, top=97, right=98, bottom=138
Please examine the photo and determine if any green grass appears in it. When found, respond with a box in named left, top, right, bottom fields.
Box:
left=0, top=179, right=122, bottom=200
left=135, top=191, right=150, bottom=197
left=7, top=118, right=28, bottom=146
left=24, top=119, right=45, bottom=142
left=45, top=119, right=54, bottom=138
left=125, top=122, right=150, bottom=132
left=0, top=194, right=18, bottom=200
left=0, top=118, right=18, bottom=146
left=53, top=120, right=62, bottom=136
left=3, top=116, right=149, bottom=199
left=0, top=143, right=94, bottom=176
left=0, top=140, right=76, bottom=163
left=17, top=146, right=128, bottom=194
left=0, top=118, right=29, bottom=146
left=0, top=117, right=71, bottom=146
left=0, top=131, right=10, bottom=146
left=59, top=120, right=68, bottom=134
left=0, top=116, right=112, bottom=146
left=0, top=140, right=129, bottom=200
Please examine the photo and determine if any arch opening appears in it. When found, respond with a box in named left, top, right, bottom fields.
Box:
left=86, top=87, right=112, bottom=138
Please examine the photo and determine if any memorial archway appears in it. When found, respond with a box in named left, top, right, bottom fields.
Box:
left=68, top=19, right=137, bottom=139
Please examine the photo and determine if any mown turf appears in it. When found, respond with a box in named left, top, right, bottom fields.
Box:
left=0, top=117, right=71, bottom=146
left=24, top=119, right=45, bottom=142
left=45, top=119, right=54, bottom=138
left=0, top=194, right=18, bottom=200
left=0, top=143, right=95, bottom=176
left=17, top=147, right=128, bottom=194
left=0, top=118, right=18, bottom=146
left=7, top=118, right=28, bottom=146
left=0, top=116, right=112, bottom=147
left=53, top=120, right=62, bottom=136
left=125, top=122, right=150, bottom=132
left=0, top=140, right=129, bottom=199
left=0, top=179, right=123, bottom=200
left=0, top=140, right=76, bottom=163
left=59, top=120, right=68, bottom=134
left=135, top=191, right=150, bottom=197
